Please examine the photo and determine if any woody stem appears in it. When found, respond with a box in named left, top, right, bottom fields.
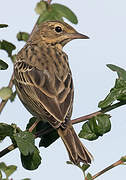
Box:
left=92, top=159, right=124, bottom=179
left=0, top=101, right=126, bottom=158
left=72, top=100, right=126, bottom=124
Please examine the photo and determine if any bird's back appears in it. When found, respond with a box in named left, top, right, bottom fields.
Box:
left=14, top=42, right=74, bottom=128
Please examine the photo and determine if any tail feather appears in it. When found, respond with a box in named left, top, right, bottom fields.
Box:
left=58, top=121, right=93, bottom=165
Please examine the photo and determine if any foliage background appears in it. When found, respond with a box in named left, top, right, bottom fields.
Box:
left=0, top=0, right=126, bottom=179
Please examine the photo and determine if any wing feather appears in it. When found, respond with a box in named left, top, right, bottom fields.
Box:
left=14, top=60, right=73, bottom=124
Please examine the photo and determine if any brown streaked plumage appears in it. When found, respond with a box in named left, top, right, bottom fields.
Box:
left=14, top=21, right=93, bottom=165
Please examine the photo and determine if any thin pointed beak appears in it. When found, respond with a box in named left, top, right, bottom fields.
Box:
left=68, top=32, right=89, bottom=40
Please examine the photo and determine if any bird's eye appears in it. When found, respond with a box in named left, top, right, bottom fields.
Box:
left=55, top=26, right=62, bottom=33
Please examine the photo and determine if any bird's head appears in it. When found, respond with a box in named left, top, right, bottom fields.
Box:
left=31, top=21, right=89, bottom=49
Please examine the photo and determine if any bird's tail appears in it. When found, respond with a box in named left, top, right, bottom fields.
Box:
left=58, top=121, right=93, bottom=165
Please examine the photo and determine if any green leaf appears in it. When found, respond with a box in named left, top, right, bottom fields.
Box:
left=0, top=59, right=8, bottom=70
left=35, top=121, right=59, bottom=147
left=99, top=64, right=126, bottom=108
left=79, top=114, right=111, bottom=141
left=11, top=123, right=22, bottom=134
left=21, top=147, right=41, bottom=170
left=39, top=128, right=59, bottom=148
left=35, top=1, right=47, bottom=15
left=17, top=32, right=30, bottom=42
left=4, top=165, right=17, bottom=178
left=51, top=3, right=78, bottom=24
left=27, top=118, right=59, bottom=147
left=0, top=123, right=14, bottom=141
left=121, top=156, right=126, bottom=162
left=79, top=120, right=98, bottom=141
left=11, top=54, right=16, bottom=63
left=37, top=10, right=51, bottom=24
left=0, top=170, right=2, bottom=179
left=98, top=79, right=126, bottom=108
left=10, top=91, right=16, bottom=102
left=0, top=40, right=16, bottom=57
left=0, top=87, right=13, bottom=100
left=10, top=91, right=17, bottom=102
left=86, top=173, right=93, bottom=180
left=93, top=114, right=111, bottom=136
left=81, top=164, right=90, bottom=172
left=0, top=24, right=8, bottom=28
left=66, top=161, right=90, bottom=175
left=14, top=131, right=35, bottom=156
left=0, top=162, right=17, bottom=178
left=66, top=161, right=73, bottom=165
left=37, top=9, right=63, bottom=25
left=37, top=2, right=78, bottom=25
left=107, top=64, right=126, bottom=81
left=0, top=162, right=7, bottom=172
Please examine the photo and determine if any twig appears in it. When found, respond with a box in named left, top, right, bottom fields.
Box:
left=35, top=125, right=54, bottom=138
left=92, top=158, right=124, bottom=179
left=72, top=111, right=101, bottom=125
left=28, top=119, right=40, bottom=132
left=0, top=119, right=40, bottom=158
left=0, top=101, right=126, bottom=158
left=72, top=100, right=126, bottom=124
left=0, top=73, right=14, bottom=113
left=0, top=144, right=16, bottom=158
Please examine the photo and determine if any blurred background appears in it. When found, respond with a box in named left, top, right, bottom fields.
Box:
left=0, top=0, right=126, bottom=179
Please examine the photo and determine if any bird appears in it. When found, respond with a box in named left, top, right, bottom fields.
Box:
left=14, top=20, right=93, bottom=165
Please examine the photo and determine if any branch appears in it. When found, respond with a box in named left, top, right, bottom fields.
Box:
left=72, top=100, right=126, bottom=124
left=0, top=73, right=14, bottom=113
left=28, top=119, right=40, bottom=132
left=91, top=158, right=125, bottom=179
left=0, top=101, right=126, bottom=158
left=0, top=144, right=16, bottom=158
